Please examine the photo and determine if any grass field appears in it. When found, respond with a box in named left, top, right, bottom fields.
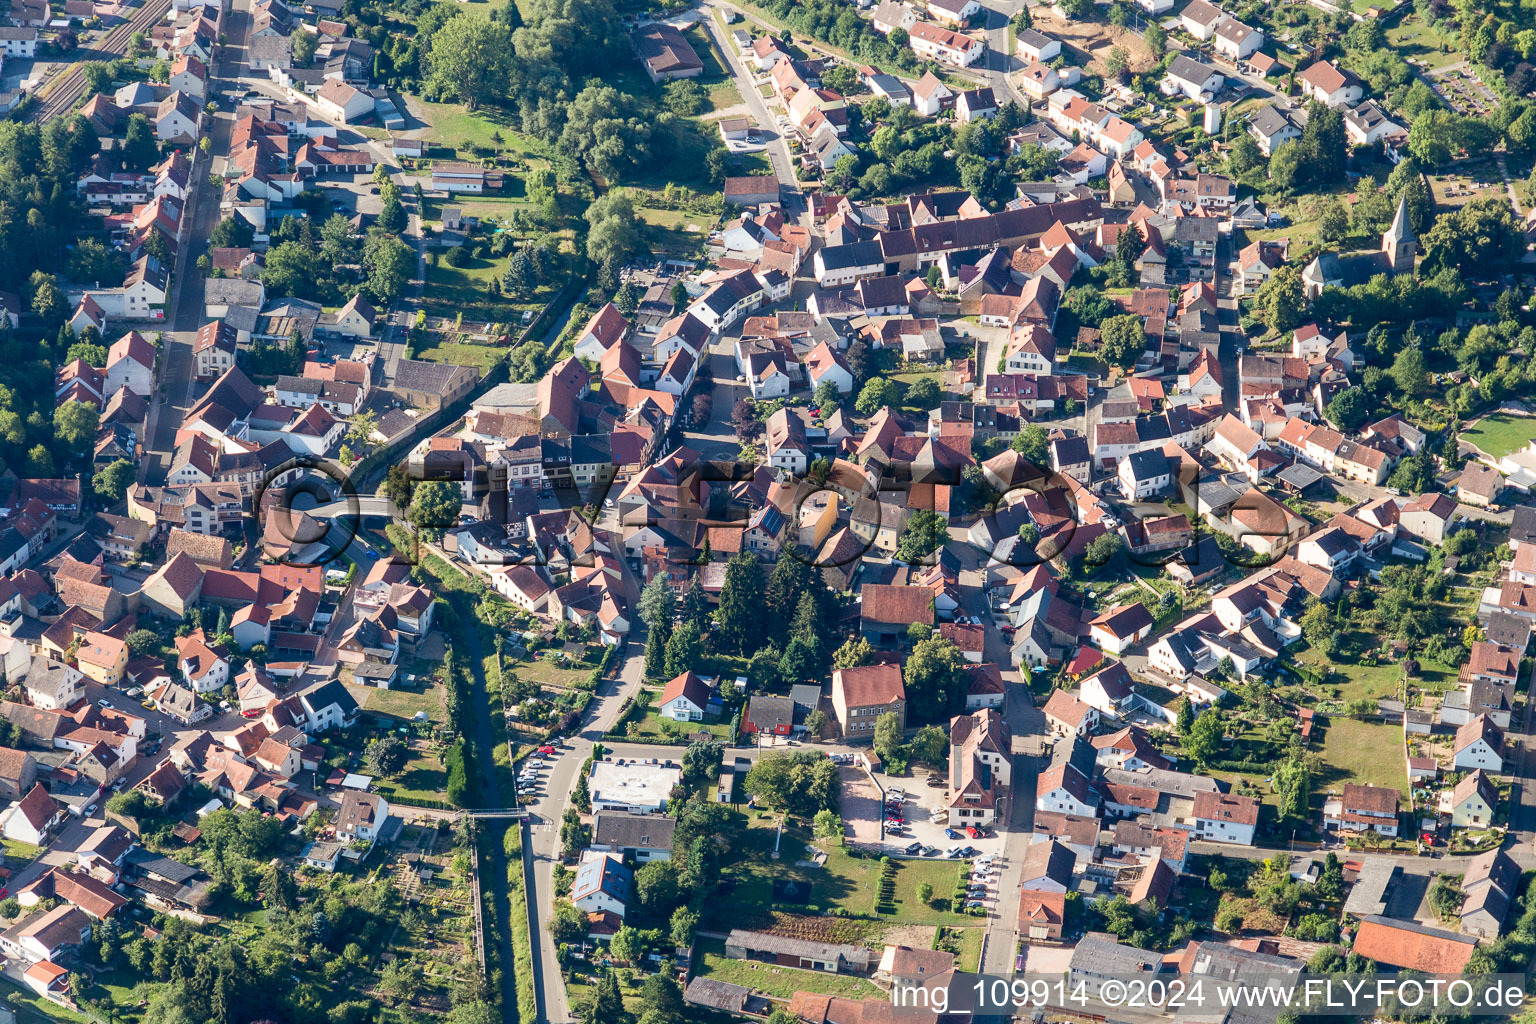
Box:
left=1385, top=14, right=1461, bottom=69
left=1318, top=718, right=1408, bottom=793
left=1460, top=413, right=1536, bottom=459
left=638, top=205, right=712, bottom=254
left=514, top=655, right=597, bottom=690
left=415, top=100, right=548, bottom=161
left=693, top=938, right=886, bottom=1000
left=362, top=683, right=447, bottom=726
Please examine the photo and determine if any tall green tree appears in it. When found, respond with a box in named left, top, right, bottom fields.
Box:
left=714, top=551, right=766, bottom=654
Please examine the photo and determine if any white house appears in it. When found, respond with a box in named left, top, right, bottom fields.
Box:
left=1453, top=716, right=1505, bottom=773
left=1161, top=55, right=1224, bottom=101
left=1015, top=27, right=1060, bottom=63
left=3, top=785, right=63, bottom=847
left=908, top=22, right=985, bottom=67
left=658, top=670, right=710, bottom=722
left=335, top=791, right=391, bottom=854
left=1297, top=60, right=1363, bottom=108
left=313, top=79, right=373, bottom=123
left=1191, top=791, right=1258, bottom=845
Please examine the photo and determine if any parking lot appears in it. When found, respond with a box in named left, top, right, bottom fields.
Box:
left=839, top=764, right=1009, bottom=859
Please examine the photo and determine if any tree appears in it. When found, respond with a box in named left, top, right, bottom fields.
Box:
left=1317, top=198, right=1350, bottom=244
left=813, top=378, right=844, bottom=414
left=1253, top=266, right=1305, bottom=333
left=662, top=78, right=706, bottom=116
left=364, top=735, right=408, bottom=776
left=832, top=636, right=875, bottom=669
left=714, top=551, right=766, bottom=654
left=1144, top=21, right=1166, bottom=54
left=873, top=711, right=903, bottom=759
left=291, top=27, right=318, bottom=65
left=1185, top=709, right=1223, bottom=765
left=1428, top=874, right=1465, bottom=922
left=1423, top=195, right=1523, bottom=276
left=94, top=459, right=135, bottom=503
left=1099, top=314, right=1147, bottom=370
left=29, top=273, right=67, bottom=325
left=363, top=230, right=414, bottom=304
left=423, top=13, right=515, bottom=110
left=669, top=906, right=699, bottom=948
left=640, top=973, right=685, bottom=1024
left=1324, top=387, right=1370, bottom=431
left=813, top=808, right=842, bottom=838
left=638, top=574, right=677, bottom=630
left=903, top=634, right=968, bottom=723
left=122, top=113, right=158, bottom=171
left=910, top=724, right=946, bottom=764
left=670, top=280, right=688, bottom=309
left=916, top=881, right=934, bottom=905
left=1389, top=343, right=1428, bottom=397
left=896, top=509, right=949, bottom=563
left=1175, top=696, right=1194, bottom=737
left=664, top=620, right=701, bottom=677
left=585, top=192, right=643, bottom=289
left=1272, top=753, right=1311, bottom=822
left=855, top=376, right=899, bottom=416
left=125, top=629, right=159, bottom=656
left=54, top=400, right=98, bottom=454
left=1299, top=599, right=1337, bottom=658
left=586, top=970, right=627, bottom=1023
left=406, top=480, right=461, bottom=537
left=1012, top=424, right=1049, bottom=465
left=906, top=376, right=939, bottom=409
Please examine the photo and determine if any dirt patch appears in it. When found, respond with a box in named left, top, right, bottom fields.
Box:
left=882, top=924, right=940, bottom=950
left=1030, top=8, right=1156, bottom=75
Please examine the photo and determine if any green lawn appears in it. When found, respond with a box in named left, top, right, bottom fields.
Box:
left=2, top=838, right=41, bottom=862
left=693, top=939, right=886, bottom=1000
left=627, top=708, right=735, bottom=741
left=1460, top=413, right=1536, bottom=459
left=1318, top=718, right=1408, bottom=793
left=513, top=655, right=598, bottom=690
left=362, top=683, right=447, bottom=727
left=415, top=100, right=547, bottom=161
left=412, top=337, right=507, bottom=373
left=638, top=205, right=712, bottom=254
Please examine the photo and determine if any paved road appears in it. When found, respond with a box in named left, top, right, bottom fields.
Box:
left=142, top=0, right=254, bottom=485
left=527, top=645, right=646, bottom=1024
left=701, top=1, right=800, bottom=188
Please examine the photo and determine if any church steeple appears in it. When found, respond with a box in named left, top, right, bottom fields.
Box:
left=1383, top=193, right=1415, bottom=274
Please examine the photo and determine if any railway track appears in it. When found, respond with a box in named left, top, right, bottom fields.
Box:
left=28, top=0, right=175, bottom=123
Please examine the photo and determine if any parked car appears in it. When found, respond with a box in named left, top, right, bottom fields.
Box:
left=944, top=828, right=962, bottom=840
left=920, top=845, right=939, bottom=856
left=97, top=699, right=113, bottom=709
left=904, top=842, right=922, bottom=855
left=538, top=746, right=557, bottom=754
left=965, top=826, right=981, bottom=839
left=965, top=900, right=988, bottom=909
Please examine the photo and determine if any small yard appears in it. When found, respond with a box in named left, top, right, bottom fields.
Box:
left=1460, top=412, right=1536, bottom=460
left=361, top=682, right=447, bottom=727
left=1318, top=718, right=1409, bottom=793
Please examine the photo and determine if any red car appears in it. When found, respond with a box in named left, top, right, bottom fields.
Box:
left=538, top=746, right=557, bottom=755
left=965, top=826, right=981, bottom=839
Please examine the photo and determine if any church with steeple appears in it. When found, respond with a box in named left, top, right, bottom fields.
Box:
left=1302, top=194, right=1416, bottom=299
